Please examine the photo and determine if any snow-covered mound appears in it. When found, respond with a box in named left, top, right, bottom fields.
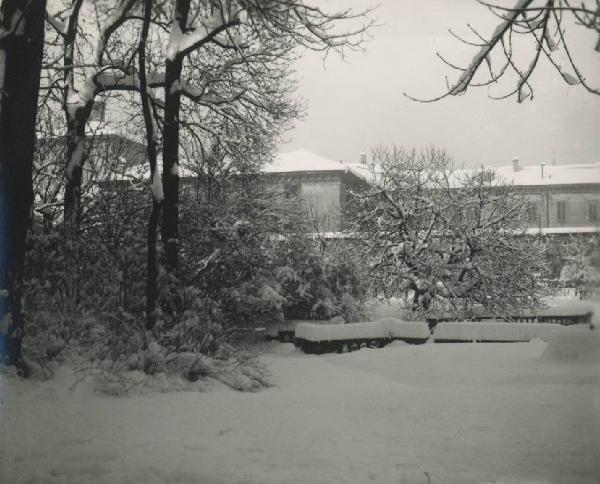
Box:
left=295, top=319, right=430, bottom=342
left=541, top=325, right=600, bottom=364
left=433, top=321, right=562, bottom=342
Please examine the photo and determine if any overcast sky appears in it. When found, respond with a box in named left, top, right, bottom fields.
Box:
left=282, top=0, right=600, bottom=168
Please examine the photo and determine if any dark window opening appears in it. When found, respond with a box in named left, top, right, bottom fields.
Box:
left=556, top=201, right=567, bottom=223
left=588, top=202, right=598, bottom=222
left=527, top=202, right=538, bottom=224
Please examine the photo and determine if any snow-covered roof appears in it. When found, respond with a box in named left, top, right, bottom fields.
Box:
left=264, top=149, right=371, bottom=181
left=107, top=143, right=600, bottom=194
left=457, top=162, right=600, bottom=187
left=525, top=226, right=600, bottom=235
left=269, top=151, right=600, bottom=188
left=265, top=149, right=344, bottom=173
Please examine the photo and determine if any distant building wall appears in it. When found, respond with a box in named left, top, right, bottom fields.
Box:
left=262, top=171, right=348, bottom=232
left=520, top=185, right=600, bottom=231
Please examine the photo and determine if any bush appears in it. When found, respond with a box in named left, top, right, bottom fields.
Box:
left=22, top=180, right=366, bottom=383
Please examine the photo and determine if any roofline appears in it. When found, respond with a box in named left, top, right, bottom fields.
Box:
left=262, top=169, right=365, bottom=178
left=511, top=182, right=600, bottom=188
left=524, top=226, right=600, bottom=235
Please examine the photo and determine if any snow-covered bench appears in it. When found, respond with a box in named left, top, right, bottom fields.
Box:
left=264, top=320, right=312, bottom=342
left=427, top=302, right=594, bottom=327
left=295, top=318, right=431, bottom=354
left=433, top=321, right=563, bottom=343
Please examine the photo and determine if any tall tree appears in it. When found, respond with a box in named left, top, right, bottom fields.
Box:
left=45, top=0, right=138, bottom=240
left=138, top=0, right=162, bottom=331
left=156, top=0, right=372, bottom=273
left=349, top=146, right=548, bottom=318
left=0, top=0, right=47, bottom=372
left=41, top=1, right=372, bottom=328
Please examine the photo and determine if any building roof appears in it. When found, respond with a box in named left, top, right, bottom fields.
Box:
left=107, top=138, right=600, bottom=192
left=269, top=150, right=600, bottom=188
left=524, top=226, right=600, bottom=235
left=457, top=162, right=600, bottom=187
left=265, top=149, right=371, bottom=181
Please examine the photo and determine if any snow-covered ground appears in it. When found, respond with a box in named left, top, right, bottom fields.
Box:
left=1, top=335, right=599, bottom=484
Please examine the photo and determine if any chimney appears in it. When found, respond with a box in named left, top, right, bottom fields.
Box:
left=540, top=161, right=546, bottom=179
left=512, top=156, right=520, bottom=172
left=360, top=152, right=367, bottom=164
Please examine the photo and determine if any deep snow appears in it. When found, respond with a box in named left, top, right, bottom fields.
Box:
left=1, top=339, right=599, bottom=484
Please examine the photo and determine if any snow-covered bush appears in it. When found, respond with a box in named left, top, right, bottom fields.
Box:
left=91, top=342, right=272, bottom=395
left=22, top=194, right=147, bottom=368
left=179, top=188, right=366, bottom=327
left=273, top=237, right=367, bottom=322
left=560, top=255, right=600, bottom=296
left=22, top=171, right=366, bottom=383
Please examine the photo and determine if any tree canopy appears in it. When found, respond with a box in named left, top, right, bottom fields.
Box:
left=348, top=146, right=548, bottom=318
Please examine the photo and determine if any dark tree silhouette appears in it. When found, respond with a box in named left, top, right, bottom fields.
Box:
left=0, top=0, right=47, bottom=373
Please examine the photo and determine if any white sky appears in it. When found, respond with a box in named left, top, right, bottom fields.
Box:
left=283, top=0, right=600, bottom=168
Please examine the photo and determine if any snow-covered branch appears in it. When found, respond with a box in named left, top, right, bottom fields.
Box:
left=45, top=11, right=67, bottom=36
left=407, top=0, right=599, bottom=102
left=166, top=11, right=242, bottom=61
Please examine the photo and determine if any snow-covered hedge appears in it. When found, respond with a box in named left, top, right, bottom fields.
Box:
left=433, top=321, right=562, bottom=342
left=295, top=318, right=430, bottom=342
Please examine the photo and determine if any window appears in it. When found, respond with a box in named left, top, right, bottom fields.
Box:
left=527, top=202, right=538, bottom=224
left=588, top=202, right=598, bottom=223
left=284, top=182, right=300, bottom=199
left=556, top=201, right=567, bottom=223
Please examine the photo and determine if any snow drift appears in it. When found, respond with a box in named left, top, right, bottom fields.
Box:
left=541, top=324, right=600, bottom=364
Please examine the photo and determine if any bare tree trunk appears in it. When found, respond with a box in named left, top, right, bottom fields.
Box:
left=62, top=105, right=94, bottom=314
left=161, top=0, right=191, bottom=275
left=139, top=0, right=162, bottom=331
left=63, top=107, right=92, bottom=242
left=0, top=0, right=47, bottom=373
left=62, top=0, right=87, bottom=244
left=146, top=201, right=161, bottom=329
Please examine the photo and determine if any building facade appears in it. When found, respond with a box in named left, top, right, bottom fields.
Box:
left=493, top=159, right=600, bottom=234
left=262, top=149, right=370, bottom=232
